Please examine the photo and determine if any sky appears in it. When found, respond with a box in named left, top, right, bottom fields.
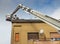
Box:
left=0, top=0, right=60, bottom=44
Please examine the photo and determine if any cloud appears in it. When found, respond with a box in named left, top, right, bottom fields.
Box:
left=0, top=0, right=12, bottom=7
left=51, top=0, right=60, bottom=7
left=0, top=0, right=14, bottom=14
left=50, top=8, right=60, bottom=19
left=0, top=21, right=11, bottom=44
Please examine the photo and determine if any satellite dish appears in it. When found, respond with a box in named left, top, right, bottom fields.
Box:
left=39, top=29, right=44, bottom=34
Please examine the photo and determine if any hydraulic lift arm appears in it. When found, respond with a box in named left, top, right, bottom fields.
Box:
left=6, top=4, right=60, bottom=32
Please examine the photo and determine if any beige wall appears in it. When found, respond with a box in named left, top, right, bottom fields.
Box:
left=34, top=41, right=60, bottom=44
left=11, top=23, right=57, bottom=44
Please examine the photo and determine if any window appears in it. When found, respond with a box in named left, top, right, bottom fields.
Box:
left=50, top=32, right=60, bottom=41
left=28, top=32, right=39, bottom=40
left=50, top=32, right=60, bottom=38
left=51, top=38, right=60, bottom=41
left=15, top=33, right=19, bottom=41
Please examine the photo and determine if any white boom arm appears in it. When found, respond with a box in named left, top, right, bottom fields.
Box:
left=9, top=4, right=60, bottom=31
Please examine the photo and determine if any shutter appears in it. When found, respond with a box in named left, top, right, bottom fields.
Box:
left=15, top=33, right=19, bottom=41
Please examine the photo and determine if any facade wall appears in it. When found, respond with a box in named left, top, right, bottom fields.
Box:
left=34, top=41, right=60, bottom=44
left=11, top=23, right=57, bottom=44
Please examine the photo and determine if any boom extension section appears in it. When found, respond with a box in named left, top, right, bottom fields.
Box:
left=7, top=4, right=60, bottom=32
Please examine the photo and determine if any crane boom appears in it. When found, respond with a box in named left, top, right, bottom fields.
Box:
left=8, top=4, right=60, bottom=31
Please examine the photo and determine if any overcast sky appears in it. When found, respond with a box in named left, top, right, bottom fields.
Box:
left=0, top=0, right=60, bottom=44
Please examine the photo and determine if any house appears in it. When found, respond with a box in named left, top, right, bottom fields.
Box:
left=6, top=4, right=60, bottom=44
left=6, top=19, right=60, bottom=44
